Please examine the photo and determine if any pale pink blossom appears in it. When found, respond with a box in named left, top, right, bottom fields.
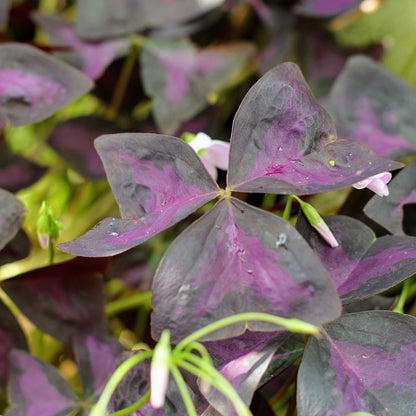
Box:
left=314, top=218, right=339, bottom=248
left=352, top=172, right=392, bottom=197
left=188, top=132, right=230, bottom=181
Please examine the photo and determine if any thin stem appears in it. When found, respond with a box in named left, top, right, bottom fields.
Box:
left=48, top=242, right=55, bottom=264
left=393, top=278, right=411, bottom=313
left=90, top=350, right=153, bottom=416
left=170, top=365, right=198, bottom=416
left=175, top=312, right=319, bottom=351
left=282, top=195, right=294, bottom=221
left=183, top=342, right=213, bottom=366
left=107, top=391, right=150, bottom=416
left=178, top=354, right=252, bottom=416
left=106, top=35, right=144, bottom=120
left=105, top=291, right=152, bottom=317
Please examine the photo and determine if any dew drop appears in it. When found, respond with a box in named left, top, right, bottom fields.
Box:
left=276, top=233, right=287, bottom=247
left=110, top=232, right=119, bottom=236
left=329, top=159, right=335, bottom=167
left=278, top=146, right=283, bottom=152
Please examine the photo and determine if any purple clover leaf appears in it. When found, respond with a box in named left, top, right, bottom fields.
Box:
left=293, top=0, right=362, bottom=17
left=0, top=189, right=25, bottom=252
left=0, top=43, right=92, bottom=129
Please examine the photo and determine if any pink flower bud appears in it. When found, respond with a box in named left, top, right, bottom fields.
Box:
left=352, top=172, right=392, bottom=197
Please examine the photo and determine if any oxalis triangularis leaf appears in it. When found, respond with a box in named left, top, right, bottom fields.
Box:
left=59, top=62, right=402, bottom=342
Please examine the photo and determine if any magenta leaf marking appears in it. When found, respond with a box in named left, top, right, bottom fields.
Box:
left=0, top=189, right=25, bottom=252
left=1, top=258, right=109, bottom=343
left=141, top=38, right=255, bottom=134
left=33, top=13, right=130, bottom=79
left=0, top=43, right=92, bottom=128
left=227, top=62, right=402, bottom=194
left=293, top=0, right=362, bottom=16
left=297, top=311, right=416, bottom=416
left=73, top=333, right=125, bottom=403
left=296, top=213, right=416, bottom=304
left=328, top=55, right=416, bottom=159
left=151, top=197, right=341, bottom=343
left=59, top=133, right=220, bottom=257
left=0, top=300, right=27, bottom=391
left=6, top=350, right=79, bottom=416
left=364, top=161, right=416, bottom=235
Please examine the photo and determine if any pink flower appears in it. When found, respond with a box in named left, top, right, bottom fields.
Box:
left=188, top=132, right=230, bottom=181
left=352, top=172, right=392, bottom=197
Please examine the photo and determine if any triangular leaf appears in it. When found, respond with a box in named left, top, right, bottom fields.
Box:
left=364, top=161, right=416, bottom=235
left=59, top=133, right=220, bottom=257
left=1, top=258, right=109, bottom=343
left=227, top=62, right=402, bottom=194
left=0, top=230, right=31, bottom=266
left=6, top=349, right=79, bottom=416
left=141, top=39, right=255, bottom=134
left=294, top=0, right=361, bottom=17
left=33, top=13, right=130, bottom=80
left=73, top=333, right=125, bottom=403
left=0, top=300, right=28, bottom=391
left=297, top=311, right=416, bottom=415
left=151, top=197, right=341, bottom=342
left=297, top=213, right=416, bottom=304
left=0, top=189, right=25, bottom=252
left=0, top=43, right=92, bottom=128
left=328, top=55, right=416, bottom=159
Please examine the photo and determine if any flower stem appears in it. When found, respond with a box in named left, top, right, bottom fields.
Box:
left=170, top=365, right=198, bottom=416
left=393, top=278, right=411, bottom=313
left=107, top=391, right=150, bottom=416
left=282, top=195, right=294, bottom=221
left=90, top=350, right=153, bottom=416
left=105, top=291, right=152, bottom=317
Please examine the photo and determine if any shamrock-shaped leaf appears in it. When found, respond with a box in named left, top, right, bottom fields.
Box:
left=48, top=116, right=119, bottom=179
left=0, top=300, right=28, bottom=391
left=227, top=62, right=402, bottom=194
left=151, top=197, right=341, bottom=342
left=1, top=258, right=109, bottom=342
left=33, top=13, right=130, bottom=79
left=297, top=213, right=416, bottom=304
left=0, top=43, right=92, bottom=129
left=297, top=311, right=416, bottom=415
left=364, top=161, right=416, bottom=235
left=0, top=189, right=25, bottom=252
left=328, top=56, right=416, bottom=159
left=294, top=0, right=362, bottom=17
left=0, top=230, right=30, bottom=266
left=59, top=133, right=220, bottom=257
left=141, top=38, right=255, bottom=134
left=6, top=349, right=80, bottom=416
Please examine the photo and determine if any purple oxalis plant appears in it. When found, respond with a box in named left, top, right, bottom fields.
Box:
left=53, top=60, right=416, bottom=414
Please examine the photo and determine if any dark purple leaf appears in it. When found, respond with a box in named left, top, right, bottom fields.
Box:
left=296, top=213, right=416, bottom=304
left=76, top=0, right=225, bottom=41
left=202, top=331, right=302, bottom=415
left=151, top=197, right=341, bottom=342
left=364, top=161, right=416, bottom=235
left=73, top=333, right=125, bottom=403
left=141, top=39, right=255, bottom=134
left=48, top=116, right=119, bottom=179
left=0, top=189, right=25, bottom=251
left=294, top=0, right=362, bottom=17
left=0, top=300, right=27, bottom=391
left=343, top=295, right=395, bottom=314
left=6, top=349, right=79, bottom=416
left=0, top=155, right=46, bottom=192
left=227, top=62, right=403, bottom=194
left=33, top=13, right=130, bottom=79
left=1, top=257, right=109, bottom=343
left=59, top=133, right=220, bottom=257
left=0, top=43, right=92, bottom=128
left=297, top=311, right=416, bottom=415
left=328, top=55, right=416, bottom=159
left=0, top=229, right=30, bottom=266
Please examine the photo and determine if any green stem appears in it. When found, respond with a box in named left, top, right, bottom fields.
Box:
left=393, top=278, right=411, bottom=313
left=107, top=391, right=150, bottom=416
left=183, top=342, right=213, bottom=366
left=170, top=365, right=198, bottom=416
left=282, top=195, right=294, bottom=221
left=90, top=350, right=153, bottom=416
left=175, top=312, right=319, bottom=351
left=106, top=35, right=144, bottom=120
left=48, top=242, right=55, bottom=264
left=178, top=355, right=252, bottom=416
left=105, top=291, right=152, bottom=317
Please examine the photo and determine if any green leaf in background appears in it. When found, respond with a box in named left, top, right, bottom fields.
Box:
left=331, top=0, right=416, bottom=87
